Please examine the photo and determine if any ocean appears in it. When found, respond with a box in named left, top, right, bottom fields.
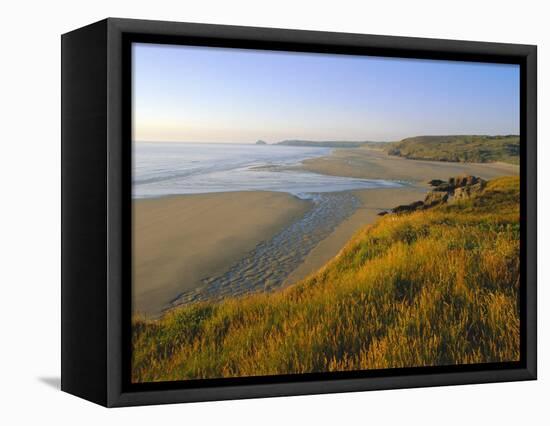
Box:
left=133, top=142, right=402, bottom=199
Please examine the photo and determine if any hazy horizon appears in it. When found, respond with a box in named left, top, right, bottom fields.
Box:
left=133, top=134, right=520, bottom=145
left=133, top=43, right=520, bottom=144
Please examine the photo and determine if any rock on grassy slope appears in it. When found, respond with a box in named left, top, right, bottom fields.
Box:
left=132, top=176, right=520, bottom=382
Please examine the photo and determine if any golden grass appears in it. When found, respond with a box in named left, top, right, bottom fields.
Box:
left=132, top=176, right=520, bottom=382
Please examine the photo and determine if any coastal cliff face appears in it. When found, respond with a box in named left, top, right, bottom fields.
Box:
left=132, top=176, right=520, bottom=382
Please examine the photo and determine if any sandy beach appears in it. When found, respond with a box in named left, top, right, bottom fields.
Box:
left=283, top=186, right=426, bottom=284
left=282, top=147, right=518, bottom=282
left=133, top=148, right=519, bottom=317
left=299, top=147, right=519, bottom=183
left=133, top=191, right=310, bottom=316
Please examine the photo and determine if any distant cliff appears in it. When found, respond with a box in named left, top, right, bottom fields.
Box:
left=387, top=135, right=520, bottom=164
left=255, top=140, right=267, bottom=145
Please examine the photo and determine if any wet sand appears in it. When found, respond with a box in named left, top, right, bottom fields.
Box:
left=299, top=147, right=519, bottom=183
left=283, top=148, right=518, bottom=283
left=133, top=191, right=310, bottom=316
left=283, top=186, right=426, bottom=284
left=169, top=191, right=365, bottom=308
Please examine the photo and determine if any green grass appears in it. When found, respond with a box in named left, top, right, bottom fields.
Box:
left=132, top=176, right=520, bottom=382
left=387, top=135, right=520, bottom=164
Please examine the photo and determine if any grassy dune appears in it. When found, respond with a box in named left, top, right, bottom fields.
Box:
left=132, top=176, right=520, bottom=382
left=388, top=135, right=520, bottom=164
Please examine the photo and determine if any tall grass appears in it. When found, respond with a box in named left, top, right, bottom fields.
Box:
left=132, top=176, right=520, bottom=382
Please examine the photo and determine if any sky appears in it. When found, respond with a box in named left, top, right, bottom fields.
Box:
left=132, top=42, right=520, bottom=143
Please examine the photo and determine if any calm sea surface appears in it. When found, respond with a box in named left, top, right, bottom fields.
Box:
left=133, top=142, right=402, bottom=199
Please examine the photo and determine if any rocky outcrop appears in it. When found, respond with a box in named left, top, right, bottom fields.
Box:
left=255, top=140, right=267, bottom=145
left=454, top=180, right=486, bottom=201
left=428, top=179, right=445, bottom=187
left=423, top=191, right=449, bottom=208
left=429, top=175, right=486, bottom=193
left=431, top=182, right=453, bottom=192
left=378, top=175, right=486, bottom=216
left=392, top=200, right=425, bottom=214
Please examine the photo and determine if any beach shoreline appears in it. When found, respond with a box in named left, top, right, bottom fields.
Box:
left=133, top=147, right=519, bottom=317
left=298, top=147, right=519, bottom=183
left=133, top=191, right=311, bottom=316
left=283, top=185, right=427, bottom=285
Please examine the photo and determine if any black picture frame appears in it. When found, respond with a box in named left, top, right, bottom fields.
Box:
left=61, top=17, right=537, bottom=407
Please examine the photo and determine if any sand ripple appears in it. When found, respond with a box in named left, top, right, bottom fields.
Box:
left=168, top=192, right=359, bottom=308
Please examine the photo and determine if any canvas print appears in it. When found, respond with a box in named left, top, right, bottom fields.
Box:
left=131, top=43, right=520, bottom=383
